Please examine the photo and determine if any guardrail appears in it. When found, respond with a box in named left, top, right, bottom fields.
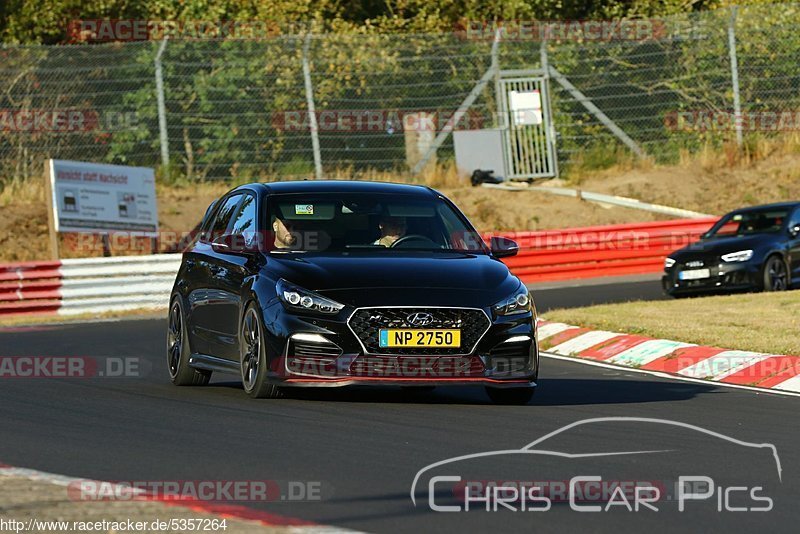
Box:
left=0, top=255, right=180, bottom=317
left=0, top=217, right=717, bottom=317
left=486, top=217, right=718, bottom=283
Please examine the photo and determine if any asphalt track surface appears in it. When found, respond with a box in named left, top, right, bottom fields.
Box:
left=1, top=279, right=798, bottom=533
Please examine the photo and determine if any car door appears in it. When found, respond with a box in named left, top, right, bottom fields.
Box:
left=187, top=193, right=244, bottom=359
left=206, top=192, right=261, bottom=361
left=786, top=207, right=800, bottom=283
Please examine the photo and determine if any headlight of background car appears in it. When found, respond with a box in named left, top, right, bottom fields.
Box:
left=276, top=279, right=345, bottom=315
left=664, top=257, right=676, bottom=269
left=720, top=250, right=754, bottom=263
left=493, top=284, right=532, bottom=316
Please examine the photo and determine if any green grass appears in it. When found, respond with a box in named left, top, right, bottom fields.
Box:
left=544, top=290, right=800, bottom=356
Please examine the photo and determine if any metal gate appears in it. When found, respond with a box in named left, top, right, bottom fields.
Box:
left=497, top=76, right=558, bottom=180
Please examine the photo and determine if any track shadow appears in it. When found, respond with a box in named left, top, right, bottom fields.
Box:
left=206, top=377, right=719, bottom=406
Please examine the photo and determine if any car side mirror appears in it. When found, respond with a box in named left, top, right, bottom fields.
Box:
left=789, top=225, right=800, bottom=238
left=212, top=234, right=258, bottom=255
left=490, top=236, right=519, bottom=258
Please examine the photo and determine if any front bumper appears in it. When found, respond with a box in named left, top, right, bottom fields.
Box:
left=662, top=261, right=760, bottom=295
left=261, top=301, right=538, bottom=388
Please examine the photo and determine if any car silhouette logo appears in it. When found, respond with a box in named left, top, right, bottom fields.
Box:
left=407, top=312, right=434, bottom=327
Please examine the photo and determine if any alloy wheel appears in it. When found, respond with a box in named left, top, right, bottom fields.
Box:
left=767, top=257, right=788, bottom=291
left=241, top=308, right=261, bottom=391
left=167, top=301, right=183, bottom=378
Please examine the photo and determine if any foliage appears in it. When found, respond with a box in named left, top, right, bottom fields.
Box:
left=2, top=1, right=787, bottom=44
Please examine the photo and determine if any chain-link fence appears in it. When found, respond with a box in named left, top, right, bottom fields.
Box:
left=1, top=3, right=799, bottom=185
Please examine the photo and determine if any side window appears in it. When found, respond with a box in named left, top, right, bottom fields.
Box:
left=208, top=194, right=242, bottom=241
left=789, top=208, right=800, bottom=230
left=197, top=199, right=219, bottom=243
left=228, top=194, right=257, bottom=247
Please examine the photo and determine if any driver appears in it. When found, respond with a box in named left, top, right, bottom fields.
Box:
left=374, top=216, right=406, bottom=247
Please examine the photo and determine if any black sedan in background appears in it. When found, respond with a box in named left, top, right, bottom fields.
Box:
left=663, top=201, right=800, bottom=296
left=167, top=181, right=538, bottom=404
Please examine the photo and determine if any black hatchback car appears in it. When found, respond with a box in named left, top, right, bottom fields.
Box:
left=663, top=201, right=800, bottom=296
left=167, top=181, right=538, bottom=404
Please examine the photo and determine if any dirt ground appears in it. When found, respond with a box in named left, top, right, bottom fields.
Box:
left=579, top=149, right=800, bottom=215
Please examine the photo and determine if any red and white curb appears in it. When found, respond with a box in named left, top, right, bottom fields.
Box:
left=0, top=464, right=359, bottom=533
left=538, top=321, right=800, bottom=395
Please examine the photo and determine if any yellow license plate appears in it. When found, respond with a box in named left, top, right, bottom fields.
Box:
left=379, top=329, right=461, bottom=348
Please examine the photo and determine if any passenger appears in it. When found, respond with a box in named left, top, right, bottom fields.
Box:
left=272, top=217, right=298, bottom=249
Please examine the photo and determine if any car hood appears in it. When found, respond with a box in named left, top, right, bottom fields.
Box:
left=263, top=251, right=519, bottom=305
left=671, top=234, right=775, bottom=259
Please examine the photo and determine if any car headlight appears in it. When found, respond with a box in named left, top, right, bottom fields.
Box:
left=493, top=284, right=532, bottom=316
left=276, top=279, right=345, bottom=315
left=664, top=257, right=676, bottom=269
left=721, top=250, right=754, bottom=263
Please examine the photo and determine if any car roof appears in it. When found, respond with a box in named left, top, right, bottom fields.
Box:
left=729, top=200, right=800, bottom=214
left=237, top=180, right=436, bottom=197
left=731, top=201, right=800, bottom=213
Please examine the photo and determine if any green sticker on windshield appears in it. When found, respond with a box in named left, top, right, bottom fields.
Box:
left=295, top=204, right=314, bottom=215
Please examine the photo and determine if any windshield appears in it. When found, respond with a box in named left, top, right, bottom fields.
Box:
left=265, top=192, right=487, bottom=254
left=706, top=208, right=789, bottom=238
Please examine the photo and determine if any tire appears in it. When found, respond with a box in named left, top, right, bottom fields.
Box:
left=240, top=303, right=282, bottom=399
left=167, top=297, right=211, bottom=386
left=760, top=255, right=789, bottom=292
left=485, top=386, right=535, bottom=405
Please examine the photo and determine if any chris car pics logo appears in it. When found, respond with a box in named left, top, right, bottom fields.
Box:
left=410, top=417, right=781, bottom=513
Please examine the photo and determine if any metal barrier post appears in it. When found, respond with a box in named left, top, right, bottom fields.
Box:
left=302, top=33, right=323, bottom=180
left=154, top=38, right=170, bottom=169
left=728, top=6, right=744, bottom=147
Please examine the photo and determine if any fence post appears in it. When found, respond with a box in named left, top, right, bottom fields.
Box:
left=154, top=38, right=170, bottom=170
left=728, top=6, right=743, bottom=147
left=302, top=33, right=323, bottom=180
left=492, top=27, right=501, bottom=125
left=540, top=40, right=559, bottom=178
left=549, top=66, right=644, bottom=158
left=412, top=29, right=502, bottom=175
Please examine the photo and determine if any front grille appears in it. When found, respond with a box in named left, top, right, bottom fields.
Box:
left=286, top=339, right=342, bottom=377
left=289, top=340, right=342, bottom=361
left=489, top=342, right=532, bottom=374
left=678, top=255, right=719, bottom=268
left=348, top=307, right=491, bottom=355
